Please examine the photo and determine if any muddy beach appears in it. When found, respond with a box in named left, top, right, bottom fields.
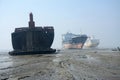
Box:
left=0, top=49, right=120, bottom=80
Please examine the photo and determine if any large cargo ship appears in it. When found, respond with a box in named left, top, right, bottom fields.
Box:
left=62, top=32, right=87, bottom=49
left=84, top=36, right=100, bottom=48
left=9, top=13, right=56, bottom=55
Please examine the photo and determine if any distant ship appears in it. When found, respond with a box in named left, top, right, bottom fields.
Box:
left=9, top=13, right=56, bottom=55
left=84, top=36, right=100, bottom=48
left=62, top=32, right=87, bottom=49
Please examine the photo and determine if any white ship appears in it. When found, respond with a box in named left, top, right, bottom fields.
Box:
left=84, top=36, right=100, bottom=48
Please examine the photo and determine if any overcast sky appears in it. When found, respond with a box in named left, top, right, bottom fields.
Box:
left=0, top=0, right=120, bottom=50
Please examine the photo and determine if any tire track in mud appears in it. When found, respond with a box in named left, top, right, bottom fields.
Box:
left=53, top=53, right=76, bottom=80
left=53, top=53, right=102, bottom=80
left=0, top=54, right=56, bottom=80
left=55, top=60, right=76, bottom=80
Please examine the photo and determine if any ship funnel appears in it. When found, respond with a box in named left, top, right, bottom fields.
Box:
left=29, top=12, right=35, bottom=28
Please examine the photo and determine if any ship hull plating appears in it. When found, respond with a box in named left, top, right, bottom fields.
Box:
left=9, top=13, right=56, bottom=55
left=62, top=32, right=87, bottom=49
left=63, top=43, right=83, bottom=49
left=12, top=28, right=54, bottom=51
left=9, top=27, right=55, bottom=55
left=9, top=49, right=56, bottom=55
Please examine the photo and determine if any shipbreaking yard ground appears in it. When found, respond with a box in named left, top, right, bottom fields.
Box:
left=0, top=49, right=120, bottom=80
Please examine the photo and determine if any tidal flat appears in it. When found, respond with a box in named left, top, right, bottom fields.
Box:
left=0, top=49, right=120, bottom=80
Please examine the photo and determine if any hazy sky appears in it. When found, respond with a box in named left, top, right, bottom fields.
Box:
left=0, top=0, right=120, bottom=50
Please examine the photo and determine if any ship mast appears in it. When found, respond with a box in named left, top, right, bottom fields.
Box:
left=29, top=12, right=35, bottom=28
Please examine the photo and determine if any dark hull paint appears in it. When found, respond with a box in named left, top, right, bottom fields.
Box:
left=9, top=13, right=56, bottom=55
left=12, top=27, right=54, bottom=51
left=9, top=49, right=56, bottom=55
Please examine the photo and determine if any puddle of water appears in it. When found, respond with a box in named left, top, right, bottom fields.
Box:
left=0, top=56, right=11, bottom=62
left=0, top=62, right=13, bottom=69
left=0, top=52, right=13, bottom=69
left=75, top=55, right=100, bottom=64
left=56, top=54, right=62, bottom=57
left=53, top=58, right=61, bottom=62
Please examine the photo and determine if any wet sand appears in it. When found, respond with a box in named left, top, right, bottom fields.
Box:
left=0, top=49, right=120, bottom=80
